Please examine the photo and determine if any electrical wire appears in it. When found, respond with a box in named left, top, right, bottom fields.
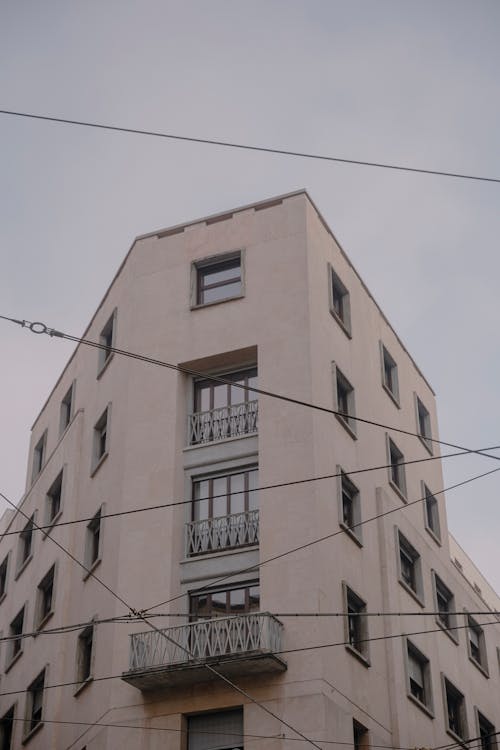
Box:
left=0, top=109, right=499, bottom=184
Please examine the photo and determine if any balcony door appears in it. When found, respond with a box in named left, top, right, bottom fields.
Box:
left=194, top=368, right=257, bottom=413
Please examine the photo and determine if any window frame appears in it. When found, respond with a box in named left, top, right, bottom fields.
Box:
left=6, top=605, right=25, bottom=671
left=31, top=430, right=47, bottom=484
left=328, top=263, right=352, bottom=337
left=0, top=553, right=9, bottom=604
left=24, top=668, right=46, bottom=741
left=476, top=709, right=497, bottom=750
left=74, top=622, right=95, bottom=695
left=59, top=381, right=75, bottom=435
left=16, top=515, right=35, bottom=578
left=35, top=564, right=56, bottom=631
left=396, top=529, right=424, bottom=606
left=466, top=611, right=489, bottom=676
left=187, top=707, right=244, bottom=750
left=45, top=469, right=64, bottom=531
left=405, top=639, right=434, bottom=716
left=442, top=674, right=468, bottom=743
left=91, top=405, right=111, bottom=475
left=337, top=468, right=362, bottom=546
left=83, top=507, right=103, bottom=579
left=97, top=309, right=117, bottom=376
left=0, top=704, right=15, bottom=750
left=343, top=581, right=370, bottom=666
left=189, top=580, right=260, bottom=620
left=415, top=394, right=433, bottom=454
left=332, top=363, right=357, bottom=438
left=353, top=719, right=369, bottom=750
left=422, top=482, right=441, bottom=544
left=191, top=250, right=245, bottom=309
left=432, top=572, right=458, bottom=643
left=380, top=342, right=400, bottom=406
left=386, top=435, right=407, bottom=501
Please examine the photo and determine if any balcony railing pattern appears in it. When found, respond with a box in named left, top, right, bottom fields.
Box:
left=129, top=613, right=283, bottom=672
left=188, top=400, right=258, bottom=445
left=186, top=509, right=259, bottom=556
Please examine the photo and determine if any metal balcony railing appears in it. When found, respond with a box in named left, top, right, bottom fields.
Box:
left=186, top=509, right=259, bottom=556
left=128, top=613, right=283, bottom=672
left=188, top=400, right=258, bottom=445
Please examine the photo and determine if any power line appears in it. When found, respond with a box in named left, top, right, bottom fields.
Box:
left=0, top=109, right=499, bottom=184
left=142, top=463, right=500, bottom=613
left=3, top=314, right=500, bottom=465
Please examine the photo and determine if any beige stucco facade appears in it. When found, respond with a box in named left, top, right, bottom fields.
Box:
left=0, top=190, right=498, bottom=749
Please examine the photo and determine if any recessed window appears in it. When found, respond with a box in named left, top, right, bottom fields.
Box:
left=190, top=582, right=260, bottom=619
left=46, top=470, right=63, bottom=525
left=416, top=395, right=432, bottom=452
left=478, top=711, right=496, bottom=750
left=344, top=583, right=369, bottom=664
left=443, top=676, right=467, bottom=740
left=85, top=509, right=102, bottom=572
left=397, top=531, right=423, bottom=603
left=92, top=406, right=110, bottom=472
left=433, top=573, right=457, bottom=641
left=333, top=365, right=356, bottom=437
left=423, top=483, right=441, bottom=542
left=7, top=606, right=25, bottom=665
left=467, top=615, right=488, bottom=674
left=329, top=265, right=351, bottom=336
left=98, top=310, right=116, bottom=373
left=194, top=251, right=243, bottom=306
left=0, top=554, right=8, bottom=600
left=59, top=382, right=75, bottom=434
left=406, top=640, right=433, bottom=713
left=0, top=705, right=14, bottom=750
left=387, top=437, right=407, bottom=499
left=76, top=625, right=94, bottom=686
left=25, top=668, right=45, bottom=736
left=338, top=470, right=362, bottom=545
left=380, top=343, right=399, bottom=404
left=31, top=431, right=47, bottom=482
left=353, top=720, right=369, bottom=750
left=187, top=708, right=243, bottom=750
left=17, top=515, right=34, bottom=572
left=36, top=565, right=55, bottom=629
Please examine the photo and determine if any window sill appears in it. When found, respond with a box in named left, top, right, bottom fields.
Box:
left=97, top=352, right=114, bottom=380
left=15, top=554, right=33, bottom=581
left=398, top=578, right=425, bottom=608
left=418, top=434, right=433, bottom=456
left=407, top=691, right=434, bottom=719
left=345, top=643, right=370, bottom=668
left=35, top=610, right=54, bottom=634
left=424, top=524, right=442, bottom=547
left=445, top=727, right=468, bottom=748
left=74, top=675, right=93, bottom=697
left=389, top=480, right=407, bottom=504
left=83, top=557, right=101, bottom=582
left=329, top=309, right=352, bottom=339
left=339, top=522, right=363, bottom=548
left=22, top=721, right=43, bottom=745
left=435, top=617, right=459, bottom=645
left=382, top=383, right=400, bottom=408
left=42, top=510, right=63, bottom=541
left=335, top=414, right=357, bottom=440
left=5, top=649, right=23, bottom=674
left=191, top=293, right=244, bottom=311
left=90, top=451, right=108, bottom=478
left=468, top=654, right=489, bottom=678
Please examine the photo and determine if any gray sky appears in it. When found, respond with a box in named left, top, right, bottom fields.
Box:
left=1, top=1, right=500, bottom=590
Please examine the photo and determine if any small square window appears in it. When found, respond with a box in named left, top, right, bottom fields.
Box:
left=25, top=668, right=45, bottom=735
left=85, top=509, right=102, bottom=572
left=406, top=640, right=433, bottom=713
left=36, top=565, right=55, bottom=630
left=353, top=720, right=369, bottom=750
left=477, top=711, right=497, bottom=750
left=423, top=483, right=441, bottom=542
left=380, top=343, right=399, bottom=405
left=397, top=531, right=423, bottom=603
left=194, top=252, right=243, bottom=306
left=387, top=437, right=407, bottom=499
left=343, top=583, right=369, bottom=664
left=0, top=705, right=14, bottom=750
left=0, top=555, right=8, bottom=601
left=98, top=311, right=116, bottom=373
left=467, top=615, right=488, bottom=674
left=76, top=624, right=94, bottom=686
left=433, top=573, right=458, bottom=641
left=7, top=606, right=24, bottom=665
left=338, top=470, right=362, bottom=545
left=59, top=382, right=75, bottom=435
left=92, top=407, right=110, bottom=473
left=334, top=366, right=356, bottom=437
left=329, top=265, right=351, bottom=336
left=31, top=431, right=47, bottom=482
left=443, top=676, right=467, bottom=741
left=17, top=516, right=34, bottom=572
left=416, top=396, right=433, bottom=453
left=46, top=471, right=63, bottom=525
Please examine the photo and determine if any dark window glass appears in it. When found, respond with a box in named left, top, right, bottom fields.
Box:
left=0, top=706, right=14, bottom=750
left=28, top=670, right=45, bottom=730
left=190, top=583, right=260, bottom=620
left=197, top=256, right=241, bottom=305
left=9, top=607, right=24, bottom=659
left=47, top=472, right=63, bottom=523
left=0, top=556, right=8, bottom=598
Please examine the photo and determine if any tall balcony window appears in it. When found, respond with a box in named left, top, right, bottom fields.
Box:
left=187, top=468, right=259, bottom=555
left=188, top=368, right=258, bottom=445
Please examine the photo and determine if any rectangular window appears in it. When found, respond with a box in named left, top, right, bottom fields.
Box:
left=416, top=396, right=433, bottom=452
left=59, top=382, right=75, bottom=434
left=98, top=311, right=116, bottom=372
left=406, top=640, right=432, bottom=712
left=85, top=509, right=102, bottom=571
left=25, top=669, right=45, bottom=735
left=0, top=706, right=14, bottom=750
left=381, top=343, right=399, bottom=404
left=423, top=484, right=441, bottom=542
left=468, top=615, right=488, bottom=673
left=334, top=365, right=356, bottom=436
left=353, top=720, right=369, bottom=750
left=92, top=406, right=110, bottom=472
left=329, top=265, right=351, bottom=336
left=76, top=625, right=94, bottom=685
left=387, top=437, right=407, bottom=499
left=190, top=582, right=260, bottom=620
left=194, top=251, right=242, bottom=306
left=0, top=555, right=8, bottom=600
left=17, top=515, right=34, bottom=571
left=433, top=574, right=457, bottom=640
left=187, top=708, right=243, bottom=750
left=31, top=431, right=47, bottom=482
left=444, top=676, right=467, bottom=740
left=397, top=531, right=423, bottom=602
left=8, top=606, right=24, bottom=665
left=478, top=712, right=496, bottom=750
left=343, top=583, right=369, bottom=664
left=338, top=470, right=362, bottom=544
left=36, top=565, right=55, bottom=629
left=46, top=470, right=63, bottom=525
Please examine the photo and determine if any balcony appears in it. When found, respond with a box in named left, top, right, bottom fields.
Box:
left=122, top=612, right=286, bottom=691
left=188, top=400, right=258, bottom=446
left=186, top=509, right=259, bottom=556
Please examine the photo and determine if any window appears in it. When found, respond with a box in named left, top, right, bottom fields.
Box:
left=25, top=669, right=45, bottom=735
left=477, top=711, right=496, bottom=750
left=380, top=343, right=399, bottom=404
left=353, top=720, right=369, bottom=750
left=397, top=531, right=423, bottom=602
left=187, top=708, right=243, bottom=750
left=31, top=431, right=46, bottom=482
left=343, top=583, right=369, bottom=664
left=190, top=368, right=257, bottom=445
left=194, top=251, right=243, bottom=306
left=423, top=483, right=441, bottom=542
left=76, top=625, right=94, bottom=686
left=84, top=509, right=102, bottom=571
left=98, top=310, right=116, bottom=372
left=338, top=470, right=362, bottom=545
left=46, top=470, right=63, bottom=525
left=387, top=437, right=407, bottom=499
left=0, top=706, right=14, bottom=750
left=0, top=555, right=8, bottom=601
left=333, top=365, right=356, bottom=436
left=189, top=467, right=258, bottom=555
left=7, top=606, right=24, bottom=665
left=59, top=382, right=75, bottom=434
left=17, top=515, right=34, bottom=572
left=190, top=582, right=259, bottom=619
left=443, top=676, right=467, bottom=740
left=36, top=565, right=55, bottom=629
left=416, top=395, right=432, bottom=452
left=406, top=640, right=432, bottom=712
left=433, top=574, right=457, bottom=641
left=92, top=406, right=110, bottom=472
left=467, top=615, right=488, bottom=673
left=329, top=265, right=351, bottom=336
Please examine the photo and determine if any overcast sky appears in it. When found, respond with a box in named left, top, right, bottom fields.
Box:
left=1, top=1, right=500, bottom=591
